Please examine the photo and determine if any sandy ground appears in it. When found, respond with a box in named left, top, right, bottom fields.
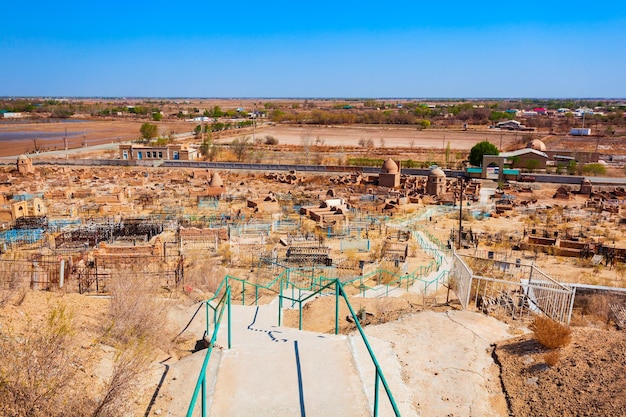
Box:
left=0, top=119, right=194, bottom=157
left=496, top=328, right=626, bottom=417
left=0, top=118, right=522, bottom=158
left=251, top=124, right=522, bottom=150
left=2, top=267, right=625, bottom=417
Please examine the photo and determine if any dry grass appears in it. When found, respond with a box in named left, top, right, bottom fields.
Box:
left=0, top=302, right=92, bottom=417
left=584, top=294, right=620, bottom=324
left=530, top=315, right=572, bottom=349
left=91, top=339, right=154, bottom=417
left=105, top=268, right=172, bottom=347
left=217, top=242, right=233, bottom=265
left=185, top=257, right=226, bottom=295
left=95, top=269, right=174, bottom=416
left=0, top=286, right=26, bottom=308
left=543, top=349, right=561, bottom=366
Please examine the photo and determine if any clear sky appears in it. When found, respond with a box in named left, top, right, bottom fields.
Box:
left=1, top=1, right=625, bottom=98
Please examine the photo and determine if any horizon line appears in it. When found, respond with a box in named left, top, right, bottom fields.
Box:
left=2, top=96, right=626, bottom=101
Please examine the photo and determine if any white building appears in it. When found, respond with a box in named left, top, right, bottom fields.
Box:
left=2, top=112, right=24, bottom=118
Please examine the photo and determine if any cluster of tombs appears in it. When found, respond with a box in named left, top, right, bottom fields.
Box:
left=3, top=154, right=626, bottom=292
left=326, top=159, right=481, bottom=204
left=522, top=233, right=626, bottom=264
left=0, top=157, right=421, bottom=291
left=491, top=180, right=626, bottom=215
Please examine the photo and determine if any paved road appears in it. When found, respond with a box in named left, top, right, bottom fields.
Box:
left=1, top=141, right=625, bottom=187
left=0, top=131, right=194, bottom=160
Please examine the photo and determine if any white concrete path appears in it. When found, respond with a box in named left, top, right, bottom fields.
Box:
left=358, top=231, right=453, bottom=299
left=165, top=302, right=375, bottom=417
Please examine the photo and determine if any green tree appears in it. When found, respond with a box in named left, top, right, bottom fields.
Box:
left=139, top=123, right=158, bottom=141
left=211, top=106, right=224, bottom=117
left=524, top=159, right=541, bottom=172
left=414, top=105, right=432, bottom=118
left=199, top=135, right=219, bottom=161
left=200, top=137, right=211, bottom=158
left=152, top=112, right=162, bottom=121
left=488, top=111, right=514, bottom=122
left=469, top=140, right=499, bottom=167
left=582, top=163, right=606, bottom=176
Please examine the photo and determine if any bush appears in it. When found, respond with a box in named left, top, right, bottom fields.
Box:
left=105, top=268, right=171, bottom=346
left=543, top=350, right=560, bottom=366
left=97, top=270, right=172, bottom=416
left=582, top=163, right=606, bottom=176
left=531, top=315, right=572, bottom=349
left=0, top=303, right=90, bottom=417
left=91, top=339, right=153, bottom=417
left=264, top=135, right=279, bottom=145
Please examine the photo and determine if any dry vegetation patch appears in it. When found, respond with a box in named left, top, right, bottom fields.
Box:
left=495, top=327, right=626, bottom=417
left=0, top=284, right=177, bottom=417
left=281, top=291, right=450, bottom=334
left=530, top=316, right=572, bottom=350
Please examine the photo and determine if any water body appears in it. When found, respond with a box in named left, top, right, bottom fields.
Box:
left=0, top=118, right=90, bottom=124
left=0, top=131, right=83, bottom=141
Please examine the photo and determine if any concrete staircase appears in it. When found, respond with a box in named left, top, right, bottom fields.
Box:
left=164, top=302, right=390, bottom=417
left=160, top=230, right=454, bottom=416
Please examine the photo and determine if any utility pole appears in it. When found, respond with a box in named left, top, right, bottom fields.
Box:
left=252, top=103, right=256, bottom=144
left=582, top=111, right=586, bottom=129
left=457, top=176, right=463, bottom=250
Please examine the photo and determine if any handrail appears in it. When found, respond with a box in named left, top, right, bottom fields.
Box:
left=204, top=222, right=451, bottom=308
left=184, top=221, right=456, bottom=415
left=336, top=280, right=401, bottom=416
left=276, top=278, right=401, bottom=415
left=187, top=278, right=402, bottom=416
left=187, top=286, right=231, bottom=417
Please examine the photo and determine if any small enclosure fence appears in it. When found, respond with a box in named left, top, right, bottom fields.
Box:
left=451, top=253, right=575, bottom=324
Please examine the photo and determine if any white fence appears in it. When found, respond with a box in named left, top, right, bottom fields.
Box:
left=450, top=253, right=576, bottom=324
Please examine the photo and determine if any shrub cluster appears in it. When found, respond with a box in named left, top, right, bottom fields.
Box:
left=531, top=315, right=572, bottom=349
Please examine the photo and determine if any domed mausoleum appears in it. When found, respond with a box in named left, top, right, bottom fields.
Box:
left=379, top=158, right=400, bottom=188
left=16, top=154, right=34, bottom=175
left=526, top=139, right=546, bottom=152
left=427, top=167, right=446, bottom=196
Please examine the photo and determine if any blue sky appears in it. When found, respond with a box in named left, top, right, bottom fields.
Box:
left=1, top=1, right=625, bottom=98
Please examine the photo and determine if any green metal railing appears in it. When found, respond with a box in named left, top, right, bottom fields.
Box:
left=337, top=280, right=401, bottom=417
left=276, top=278, right=404, bottom=416
left=186, top=278, right=402, bottom=417
left=187, top=286, right=231, bottom=417
left=185, top=220, right=456, bottom=416
left=220, top=228, right=452, bottom=312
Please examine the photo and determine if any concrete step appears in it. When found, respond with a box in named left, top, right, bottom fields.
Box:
left=207, top=304, right=370, bottom=417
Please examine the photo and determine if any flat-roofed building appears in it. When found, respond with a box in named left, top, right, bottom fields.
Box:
left=119, top=144, right=196, bottom=161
